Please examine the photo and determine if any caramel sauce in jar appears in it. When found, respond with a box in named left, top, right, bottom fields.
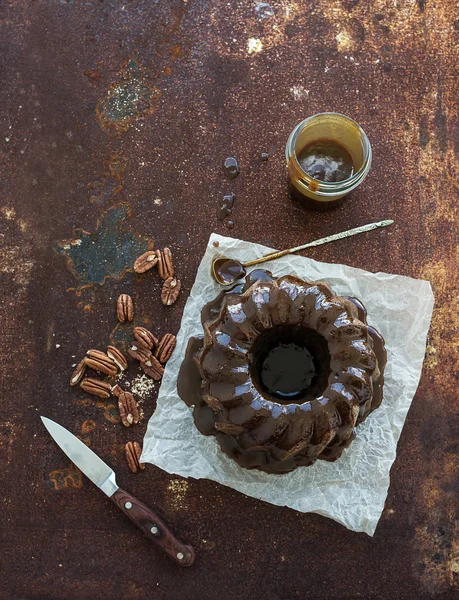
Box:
left=286, top=113, right=372, bottom=209
left=297, top=139, right=354, bottom=183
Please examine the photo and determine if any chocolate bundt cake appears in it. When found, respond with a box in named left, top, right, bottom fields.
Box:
left=178, top=269, right=386, bottom=474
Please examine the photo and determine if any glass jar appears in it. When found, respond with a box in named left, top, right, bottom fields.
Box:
left=285, top=112, right=372, bottom=209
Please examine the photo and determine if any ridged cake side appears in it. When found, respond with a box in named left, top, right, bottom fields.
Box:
left=178, top=270, right=386, bottom=474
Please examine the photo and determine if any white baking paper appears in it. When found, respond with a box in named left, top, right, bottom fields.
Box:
left=142, top=233, right=434, bottom=535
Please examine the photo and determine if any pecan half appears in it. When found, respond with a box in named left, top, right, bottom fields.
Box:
left=161, top=277, right=181, bottom=306
left=155, top=333, right=177, bottom=364
left=141, top=355, right=164, bottom=381
left=157, top=247, right=174, bottom=280
left=111, top=383, right=124, bottom=398
left=128, top=345, right=152, bottom=363
left=117, top=294, right=134, bottom=322
left=80, top=377, right=112, bottom=399
left=125, top=441, right=145, bottom=473
left=107, top=345, right=128, bottom=371
left=134, top=251, right=159, bottom=274
left=70, top=359, right=86, bottom=387
left=118, top=391, right=140, bottom=427
left=84, top=349, right=118, bottom=378
left=133, top=326, right=158, bottom=350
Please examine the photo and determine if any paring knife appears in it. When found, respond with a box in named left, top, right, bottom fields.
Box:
left=41, top=416, right=195, bottom=567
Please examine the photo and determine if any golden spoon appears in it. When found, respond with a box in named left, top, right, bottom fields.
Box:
left=211, top=219, right=394, bottom=286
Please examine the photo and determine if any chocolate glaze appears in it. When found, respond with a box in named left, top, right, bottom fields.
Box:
left=178, top=270, right=387, bottom=474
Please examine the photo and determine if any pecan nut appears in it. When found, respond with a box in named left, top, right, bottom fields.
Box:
left=70, top=359, right=86, bottom=387
left=133, top=326, right=158, bottom=350
left=141, top=355, right=164, bottom=381
left=155, top=333, right=177, bottom=364
left=107, top=345, right=128, bottom=371
left=118, top=391, right=140, bottom=427
left=125, top=441, right=145, bottom=473
left=128, top=345, right=152, bottom=363
left=117, top=294, right=134, bottom=323
left=84, top=349, right=118, bottom=377
left=111, top=383, right=124, bottom=398
left=80, top=377, right=112, bottom=399
left=161, top=277, right=181, bottom=306
left=157, top=247, right=174, bottom=280
left=134, top=250, right=159, bottom=274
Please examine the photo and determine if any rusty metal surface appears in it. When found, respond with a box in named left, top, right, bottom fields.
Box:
left=1, top=0, right=458, bottom=598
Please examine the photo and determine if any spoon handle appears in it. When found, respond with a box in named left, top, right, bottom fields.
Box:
left=243, top=220, right=393, bottom=268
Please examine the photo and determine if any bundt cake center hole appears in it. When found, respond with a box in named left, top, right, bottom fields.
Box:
left=250, top=326, right=330, bottom=403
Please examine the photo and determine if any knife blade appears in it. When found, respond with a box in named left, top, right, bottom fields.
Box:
left=41, top=416, right=195, bottom=567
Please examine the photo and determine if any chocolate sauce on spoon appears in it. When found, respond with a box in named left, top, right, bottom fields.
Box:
left=210, top=220, right=394, bottom=286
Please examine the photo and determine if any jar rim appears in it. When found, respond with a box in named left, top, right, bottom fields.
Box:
left=286, top=112, right=372, bottom=195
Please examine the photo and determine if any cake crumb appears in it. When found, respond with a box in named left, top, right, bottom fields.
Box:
left=130, top=373, right=155, bottom=401
left=166, top=479, right=189, bottom=511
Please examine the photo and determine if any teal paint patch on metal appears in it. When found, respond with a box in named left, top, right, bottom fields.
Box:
left=96, top=57, right=161, bottom=134
left=55, top=203, right=154, bottom=291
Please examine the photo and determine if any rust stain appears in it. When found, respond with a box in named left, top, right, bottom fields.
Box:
left=96, top=402, right=121, bottom=424
left=419, top=258, right=458, bottom=386
left=55, top=203, right=154, bottom=292
left=170, top=44, right=183, bottom=60
left=413, top=250, right=459, bottom=595
left=81, top=420, right=96, bottom=434
left=92, top=401, right=120, bottom=423
left=73, top=398, right=93, bottom=407
left=49, top=463, right=83, bottom=491
left=83, top=69, right=101, bottom=81
left=96, top=56, right=161, bottom=134
left=164, top=2, right=188, bottom=37
left=77, top=301, right=94, bottom=312
left=87, top=155, right=127, bottom=205
left=414, top=452, right=459, bottom=594
left=110, top=444, right=126, bottom=457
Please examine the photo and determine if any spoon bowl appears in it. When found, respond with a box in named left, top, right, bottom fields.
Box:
left=211, top=257, right=246, bottom=286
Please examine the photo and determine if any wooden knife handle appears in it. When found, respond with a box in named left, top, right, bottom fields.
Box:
left=110, top=488, right=195, bottom=567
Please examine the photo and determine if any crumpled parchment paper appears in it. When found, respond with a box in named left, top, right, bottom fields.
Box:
left=142, top=233, right=434, bottom=535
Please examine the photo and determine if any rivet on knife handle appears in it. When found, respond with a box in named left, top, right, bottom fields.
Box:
left=111, top=488, right=195, bottom=567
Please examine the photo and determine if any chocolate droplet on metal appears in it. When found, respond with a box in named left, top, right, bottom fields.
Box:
left=223, top=157, right=240, bottom=180
left=217, top=192, right=235, bottom=221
